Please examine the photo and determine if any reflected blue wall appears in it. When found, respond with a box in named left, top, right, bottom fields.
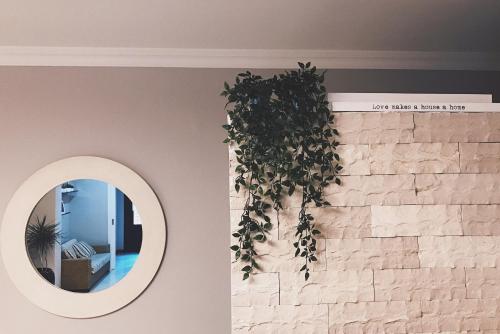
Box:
left=64, top=179, right=108, bottom=245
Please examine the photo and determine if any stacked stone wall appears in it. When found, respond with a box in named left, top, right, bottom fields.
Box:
left=231, top=111, right=500, bottom=333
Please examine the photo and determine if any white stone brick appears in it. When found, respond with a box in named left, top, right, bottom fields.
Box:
left=326, top=237, right=419, bottom=270
left=232, top=305, right=328, bottom=334
left=231, top=273, right=279, bottom=307
left=328, top=301, right=422, bottom=333
left=414, top=112, right=500, bottom=143
left=280, top=270, right=374, bottom=305
left=335, top=112, right=414, bottom=144
left=278, top=206, right=371, bottom=240
left=369, top=143, right=459, bottom=174
left=337, top=144, right=370, bottom=175
left=374, top=268, right=466, bottom=302
left=421, top=299, right=499, bottom=332
left=460, top=143, right=500, bottom=173
left=371, top=205, right=462, bottom=237
left=416, top=174, right=500, bottom=205
left=462, top=205, right=500, bottom=236
left=324, top=175, right=416, bottom=206
left=466, top=268, right=500, bottom=299
left=419, top=236, right=500, bottom=268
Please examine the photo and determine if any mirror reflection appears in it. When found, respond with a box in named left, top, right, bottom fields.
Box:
left=25, top=179, right=142, bottom=293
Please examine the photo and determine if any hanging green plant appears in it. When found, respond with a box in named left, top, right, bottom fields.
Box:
left=223, top=62, right=342, bottom=281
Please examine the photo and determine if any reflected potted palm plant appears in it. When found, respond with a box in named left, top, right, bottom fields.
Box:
left=25, top=216, right=60, bottom=284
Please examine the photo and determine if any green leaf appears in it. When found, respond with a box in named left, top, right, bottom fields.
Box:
left=254, top=234, right=265, bottom=241
left=252, top=259, right=261, bottom=270
left=230, top=245, right=240, bottom=251
left=241, top=265, right=252, bottom=273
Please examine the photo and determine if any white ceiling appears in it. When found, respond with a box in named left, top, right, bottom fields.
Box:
left=1, top=0, right=499, bottom=68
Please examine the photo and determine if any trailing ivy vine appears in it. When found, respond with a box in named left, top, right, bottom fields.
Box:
left=223, top=63, right=342, bottom=281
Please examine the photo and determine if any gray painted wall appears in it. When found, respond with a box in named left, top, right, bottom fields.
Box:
left=323, top=70, right=500, bottom=101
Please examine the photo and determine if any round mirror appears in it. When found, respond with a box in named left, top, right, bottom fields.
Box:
left=26, top=179, right=143, bottom=293
left=1, top=157, right=166, bottom=318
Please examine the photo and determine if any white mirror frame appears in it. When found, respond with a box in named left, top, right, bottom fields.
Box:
left=1, top=156, right=166, bottom=318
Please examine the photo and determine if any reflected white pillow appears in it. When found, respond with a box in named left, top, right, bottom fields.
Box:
left=64, top=247, right=78, bottom=259
left=78, top=241, right=97, bottom=256
left=72, top=241, right=94, bottom=258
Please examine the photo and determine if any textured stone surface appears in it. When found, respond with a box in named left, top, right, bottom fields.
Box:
left=419, top=236, right=500, bottom=268
left=234, top=175, right=418, bottom=209
left=324, top=175, right=416, bottom=206
left=462, top=205, right=500, bottom=236
left=228, top=143, right=238, bottom=168
left=232, top=305, right=328, bottom=334
left=232, top=239, right=326, bottom=273
left=416, top=174, right=500, bottom=205
left=326, top=237, right=419, bottom=270
left=460, top=143, right=500, bottom=173
left=231, top=273, right=279, bottom=307
left=414, top=112, right=500, bottom=143
left=466, top=268, right=500, bottom=299
left=328, top=301, right=422, bottom=333
left=374, top=268, right=466, bottom=301
left=228, top=145, right=241, bottom=196
left=334, top=112, right=414, bottom=144
left=371, top=205, right=462, bottom=237
left=337, top=144, right=370, bottom=175
left=279, top=206, right=371, bottom=240
left=420, top=299, right=499, bottom=332
left=230, top=110, right=500, bottom=334
left=229, top=193, right=249, bottom=210
left=369, top=143, right=460, bottom=174
left=280, top=270, right=374, bottom=305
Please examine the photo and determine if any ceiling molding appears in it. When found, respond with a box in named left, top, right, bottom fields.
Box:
left=0, top=47, right=499, bottom=70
